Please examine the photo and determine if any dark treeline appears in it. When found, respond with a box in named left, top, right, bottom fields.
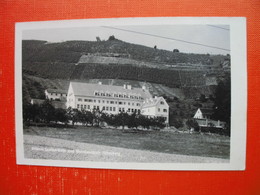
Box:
left=23, top=100, right=166, bottom=130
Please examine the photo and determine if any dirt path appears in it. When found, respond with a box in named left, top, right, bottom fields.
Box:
left=24, top=135, right=229, bottom=163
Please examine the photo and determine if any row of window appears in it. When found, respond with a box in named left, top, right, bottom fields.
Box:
left=49, top=93, right=67, bottom=97
left=158, top=108, right=168, bottom=113
left=77, top=98, right=141, bottom=107
left=94, top=91, right=144, bottom=100
left=76, top=104, right=140, bottom=113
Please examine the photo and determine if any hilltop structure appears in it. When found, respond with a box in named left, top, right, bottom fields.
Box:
left=66, top=81, right=169, bottom=124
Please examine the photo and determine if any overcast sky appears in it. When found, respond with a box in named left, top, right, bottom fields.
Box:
left=23, top=25, right=230, bottom=55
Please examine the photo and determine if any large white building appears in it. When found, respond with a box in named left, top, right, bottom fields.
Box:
left=66, top=81, right=169, bottom=124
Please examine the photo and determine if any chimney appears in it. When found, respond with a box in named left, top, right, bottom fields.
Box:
left=127, top=85, right=132, bottom=90
left=142, top=85, right=146, bottom=90
left=123, top=84, right=127, bottom=89
left=98, top=81, right=102, bottom=85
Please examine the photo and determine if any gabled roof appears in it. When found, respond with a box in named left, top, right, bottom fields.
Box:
left=142, top=96, right=168, bottom=108
left=70, top=82, right=152, bottom=99
left=46, top=88, right=67, bottom=94
left=199, top=108, right=214, bottom=116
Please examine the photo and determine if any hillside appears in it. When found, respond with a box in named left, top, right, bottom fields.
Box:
left=22, top=39, right=229, bottom=66
left=22, top=39, right=230, bottom=101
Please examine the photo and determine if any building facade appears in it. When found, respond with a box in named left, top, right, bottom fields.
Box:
left=193, top=108, right=214, bottom=119
left=66, top=82, right=169, bottom=124
left=141, top=97, right=169, bottom=124
left=45, top=88, right=67, bottom=101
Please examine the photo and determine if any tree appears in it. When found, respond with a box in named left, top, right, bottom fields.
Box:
left=212, top=75, right=231, bottom=127
left=108, top=35, right=116, bottom=41
left=66, top=107, right=82, bottom=125
left=39, top=100, right=55, bottom=123
left=23, top=103, right=41, bottom=123
left=199, top=94, right=207, bottom=102
left=173, top=49, right=179, bottom=53
left=127, top=112, right=138, bottom=129
left=116, top=112, right=129, bottom=129
left=54, top=108, right=68, bottom=124
left=186, top=119, right=199, bottom=131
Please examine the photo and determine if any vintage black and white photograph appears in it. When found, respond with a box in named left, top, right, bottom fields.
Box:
left=15, top=18, right=247, bottom=170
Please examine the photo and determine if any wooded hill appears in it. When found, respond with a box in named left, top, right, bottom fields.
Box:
left=22, top=39, right=229, bottom=66
left=22, top=39, right=229, bottom=89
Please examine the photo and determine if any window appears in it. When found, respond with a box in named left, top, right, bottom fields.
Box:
left=94, top=100, right=96, bottom=103
left=88, top=105, right=90, bottom=109
left=98, top=100, right=100, bottom=103
left=160, top=101, right=164, bottom=105
left=119, top=108, right=121, bottom=112
left=136, top=103, right=140, bottom=106
left=78, top=98, right=82, bottom=101
left=110, top=101, right=114, bottom=104
left=102, top=106, right=105, bottom=110
left=110, top=107, right=112, bottom=111
left=128, top=108, right=130, bottom=112
left=106, top=107, right=109, bottom=111
left=113, top=107, right=116, bottom=111
left=128, top=102, right=130, bottom=105
left=119, top=102, right=122, bottom=105
left=158, top=108, right=160, bottom=112
left=77, top=104, right=80, bottom=108
left=131, top=109, right=134, bottom=112
left=97, top=106, right=100, bottom=110
left=163, top=109, right=167, bottom=113
left=84, top=105, right=86, bottom=109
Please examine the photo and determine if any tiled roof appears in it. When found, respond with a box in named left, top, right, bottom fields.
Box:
left=199, top=108, right=214, bottom=115
left=142, top=97, right=167, bottom=108
left=46, top=88, right=67, bottom=94
left=70, top=82, right=152, bottom=99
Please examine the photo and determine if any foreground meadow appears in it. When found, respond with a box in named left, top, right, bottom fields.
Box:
left=24, top=125, right=230, bottom=159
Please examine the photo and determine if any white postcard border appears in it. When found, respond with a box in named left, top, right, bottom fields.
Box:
left=15, top=17, right=247, bottom=170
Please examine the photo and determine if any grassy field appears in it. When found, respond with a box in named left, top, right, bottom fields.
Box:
left=24, top=126, right=230, bottom=159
